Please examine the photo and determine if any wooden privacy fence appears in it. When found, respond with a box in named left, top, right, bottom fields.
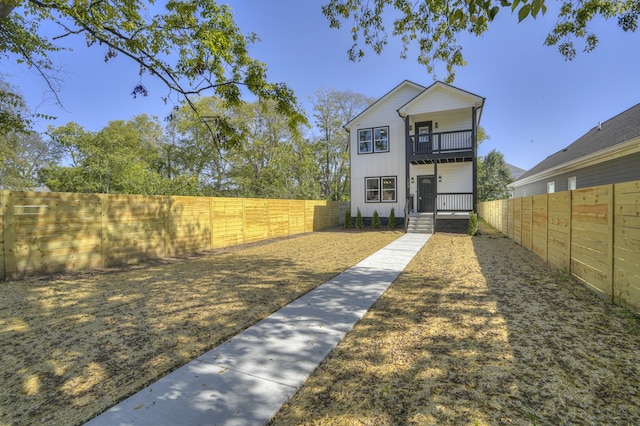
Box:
left=0, top=191, right=348, bottom=280
left=478, top=180, right=640, bottom=314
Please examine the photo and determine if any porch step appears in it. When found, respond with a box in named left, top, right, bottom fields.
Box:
left=406, top=214, right=434, bottom=234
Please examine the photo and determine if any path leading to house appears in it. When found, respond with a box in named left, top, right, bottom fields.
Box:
left=84, top=233, right=431, bottom=426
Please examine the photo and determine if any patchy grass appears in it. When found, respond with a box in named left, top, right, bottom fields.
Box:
left=271, top=226, right=640, bottom=425
left=0, top=230, right=402, bottom=426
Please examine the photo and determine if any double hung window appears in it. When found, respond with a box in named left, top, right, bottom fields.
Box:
left=365, top=176, right=396, bottom=202
left=358, top=126, right=389, bottom=154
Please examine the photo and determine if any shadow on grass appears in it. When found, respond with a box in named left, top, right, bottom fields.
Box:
left=0, top=231, right=401, bottom=426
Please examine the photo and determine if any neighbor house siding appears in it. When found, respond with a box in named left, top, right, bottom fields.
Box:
left=514, top=151, right=640, bottom=197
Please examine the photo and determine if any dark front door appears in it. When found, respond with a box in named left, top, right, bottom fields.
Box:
left=418, top=175, right=435, bottom=212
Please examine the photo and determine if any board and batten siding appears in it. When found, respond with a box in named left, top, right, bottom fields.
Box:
left=349, top=85, right=421, bottom=218
left=404, top=87, right=479, bottom=115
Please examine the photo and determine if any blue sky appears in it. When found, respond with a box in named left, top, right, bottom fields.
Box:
left=5, top=0, right=640, bottom=170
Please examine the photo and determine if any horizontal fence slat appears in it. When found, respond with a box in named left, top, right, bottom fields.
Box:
left=0, top=191, right=347, bottom=279
left=479, top=179, right=640, bottom=315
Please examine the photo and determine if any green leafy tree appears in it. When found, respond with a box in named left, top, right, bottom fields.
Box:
left=322, top=0, right=639, bottom=82
left=227, top=99, right=321, bottom=199
left=311, top=88, right=373, bottom=200
left=478, top=149, right=514, bottom=201
left=1, top=0, right=305, bottom=135
left=0, top=130, right=61, bottom=190
left=165, top=97, right=239, bottom=195
left=42, top=115, right=191, bottom=194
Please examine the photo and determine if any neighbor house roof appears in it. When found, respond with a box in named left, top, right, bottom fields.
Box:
left=512, top=102, right=640, bottom=186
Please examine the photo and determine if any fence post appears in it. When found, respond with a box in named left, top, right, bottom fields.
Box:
left=2, top=191, right=15, bottom=279
left=567, top=190, right=573, bottom=276
left=100, top=194, right=109, bottom=269
left=607, top=184, right=615, bottom=301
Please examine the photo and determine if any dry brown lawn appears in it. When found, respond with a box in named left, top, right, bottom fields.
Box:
left=271, top=223, right=640, bottom=425
left=0, top=230, right=401, bottom=426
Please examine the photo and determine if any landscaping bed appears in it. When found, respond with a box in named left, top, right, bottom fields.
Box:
left=0, top=230, right=401, bottom=426
left=271, top=223, right=640, bottom=425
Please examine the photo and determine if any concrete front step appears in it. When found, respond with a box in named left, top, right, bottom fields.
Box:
left=406, top=214, right=434, bottom=234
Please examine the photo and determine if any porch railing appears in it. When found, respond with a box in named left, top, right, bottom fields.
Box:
left=436, top=192, right=473, bottom=212
left=409, top=130, right=473, bottom=155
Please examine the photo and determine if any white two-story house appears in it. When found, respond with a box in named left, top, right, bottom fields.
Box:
left=345, top=80, right=485, bottom=233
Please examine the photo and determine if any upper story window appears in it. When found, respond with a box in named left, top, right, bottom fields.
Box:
left=568, top=176, right=577, bottom=190
left=358, top=126, right=389, bottom=154
left=547, top=181, right=555, bottom=194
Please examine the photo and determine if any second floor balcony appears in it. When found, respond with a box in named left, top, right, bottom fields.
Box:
left=408, top=130, right=474, bottom=161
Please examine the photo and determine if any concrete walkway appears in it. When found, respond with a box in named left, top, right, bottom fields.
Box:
left=85, top=233, right=431, bottom=426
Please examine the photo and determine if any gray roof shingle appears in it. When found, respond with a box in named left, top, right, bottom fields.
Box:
left=515, top=102, right=640, bottom=181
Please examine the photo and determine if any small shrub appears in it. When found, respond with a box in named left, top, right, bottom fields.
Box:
left=387, top=208, right=396, bottom=229
left=468, top=212, right=479, bottom=236
left=344, top=208, right=352, bottom=228
left=355, top=208, right=364, bottom=229
left=372, top=210, right=381, bottom=228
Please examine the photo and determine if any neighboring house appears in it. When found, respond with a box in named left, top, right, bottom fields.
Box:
left=510, top=103, right=640, bottom=197
left=507, top=163, right=526, bottom=180
left=345, top=80, right=485, bottom=233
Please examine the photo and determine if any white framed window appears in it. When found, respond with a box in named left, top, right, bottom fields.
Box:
left=547, top=181, right=555, bottom=194
left=365, top=177, right=380, bottom=202
left=568, top=176, right=577, bottom=190
left=374, top=127, right=389, bottom=152
left=381, top=177, right=397, bottom=202
left=358, top=129, right=373, bottom=154
left=358, top=126, right=389, bottom=154
left=365, top=176, right=396, bottom=203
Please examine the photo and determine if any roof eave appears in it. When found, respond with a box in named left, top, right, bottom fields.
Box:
left=509, top=136, right=640, bottom=188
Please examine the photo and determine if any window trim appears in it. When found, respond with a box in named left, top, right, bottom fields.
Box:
left=365, top=177, right=380, bottom=202
left=568, top=176, right=577, bottom=190
left=547, top=181, right=555, bottom=194
left=358, top=126, right=390, bottom=154
left=365, top=176, right=397, bottom=203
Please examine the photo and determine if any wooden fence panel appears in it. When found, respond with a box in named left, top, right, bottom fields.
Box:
left=165, top=196, right=211, bottom=256
left=288, top=200, right=306, bottom=235
left=0, top=192, right=344, bottom=280
left=268, top=199, right=290, bottom=238
left=0, top=192, right=5, bottom=279
left=614, top=181, right=640, bottom=311
left=521, top=197, right=532, bottom=250
left=506, top=199, right=514, bottom=239
left=211, top=198, right=244, bottom=249
left=103, top=194, right=166, bottom=265
left=10, top=191, right=103, bottom=277
left=571, top=185, right=613, bottom=297
left=513, top=198, right=522, bottom=244
left=501, top=200, right=508, bottom=235
left=531, top=194, right=548, bottom=261
left=244, top=198, right=270, bottom=244
left=305, top=201, right=320, bottom=232
left=547, top=191, right=571, bottom=272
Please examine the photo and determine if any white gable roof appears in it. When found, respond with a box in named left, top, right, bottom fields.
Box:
left=397, top=81, right=485, bottom=117
left=344, top=80, right=425, bottom=131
